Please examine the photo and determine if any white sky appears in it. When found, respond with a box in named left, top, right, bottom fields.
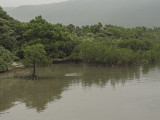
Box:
left=0, top=0, right=69, bottom=7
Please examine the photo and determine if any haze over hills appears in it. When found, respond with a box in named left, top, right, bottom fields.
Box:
left=3, top=0, right=160, bottom=27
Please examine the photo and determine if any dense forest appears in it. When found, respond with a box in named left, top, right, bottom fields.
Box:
left=1, top=6, right=160, bottom=72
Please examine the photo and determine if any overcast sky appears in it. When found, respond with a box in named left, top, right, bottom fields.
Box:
left=0, top=0, right=69, bottom=7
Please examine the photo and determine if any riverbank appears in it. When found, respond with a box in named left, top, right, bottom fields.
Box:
left=0, top=59, right=159, bottom=75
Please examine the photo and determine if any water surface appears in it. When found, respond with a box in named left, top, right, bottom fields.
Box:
left=0, top=64, right=160, bottom=120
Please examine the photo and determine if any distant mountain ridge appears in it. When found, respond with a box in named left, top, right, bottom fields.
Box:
left=3, top=0, right=160, bottom=27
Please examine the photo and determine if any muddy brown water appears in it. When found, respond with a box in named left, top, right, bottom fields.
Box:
left=0, top=64, right=160, bottom=120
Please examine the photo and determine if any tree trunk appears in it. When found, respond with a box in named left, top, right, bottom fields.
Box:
left=32, top=60, right=36, bottom=79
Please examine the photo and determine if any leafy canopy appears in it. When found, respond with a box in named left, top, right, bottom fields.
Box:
left=23, top=44, right=51, bottom=68
left=0, top=46, right=15, bottom=72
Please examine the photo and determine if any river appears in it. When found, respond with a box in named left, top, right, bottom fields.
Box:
left=0, top=64, right=160, bottom=120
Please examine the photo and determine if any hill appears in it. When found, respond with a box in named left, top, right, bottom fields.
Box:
left=4, top=0, right=160, bottom=27
left=0, top=7, right=22, bottom=51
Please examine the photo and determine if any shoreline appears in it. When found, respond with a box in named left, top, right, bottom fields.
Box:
left=0, top=61, right=158, bottom=75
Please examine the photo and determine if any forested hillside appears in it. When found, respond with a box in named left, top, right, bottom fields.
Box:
left=4, top=0, right=160, bottom=27
left=0, top=7, right=21, bottom=71
left=1, top=7, right=160, bottom=72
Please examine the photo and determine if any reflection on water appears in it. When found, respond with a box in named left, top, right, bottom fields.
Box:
left=65, top=73, right=82, bottom=77
left=0, top=63, right=160, bottom=120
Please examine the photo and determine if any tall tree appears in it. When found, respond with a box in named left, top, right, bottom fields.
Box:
left=23, top=44, right=51, bottom=79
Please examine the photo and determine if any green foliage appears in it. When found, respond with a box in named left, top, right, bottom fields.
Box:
left=22, top=44, right=51, bottom=68
left=0, top=7, right=14, bottom=21
left=0, top=21, right=17, bottom=51
left=1, top=7, right=160, bottom=68
left=22, top=43, right=51, bottom=78
left=72, top=40, right=136, bottom=65
left=68, top=23, right=160, bottom=65
left=118, top=39, right=151, bottom=51
left=0, top=46, right=15, bottom=72
left=0, top=7, right=22, bottom=52
left=22, top=16, right=73, bottom=58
